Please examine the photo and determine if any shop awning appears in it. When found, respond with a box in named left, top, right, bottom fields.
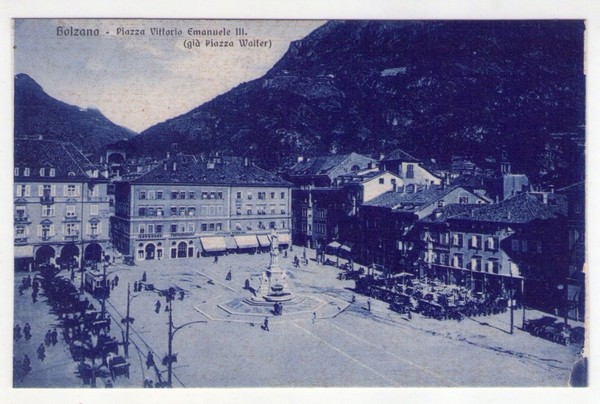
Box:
left=15, top=244, right=34, bottom=258
left=234, top=235, right=259, bottom=249
left=200, top=237, right=227, bottom=252
left=327, top=241, right=342, bottom=249
left=224, top=236, right=238, bottom=250
left=340, top=242, right=354, bottom=253
left=275, top=233, right=291, bottom=245
left=257, top=234, right=271, bottom=248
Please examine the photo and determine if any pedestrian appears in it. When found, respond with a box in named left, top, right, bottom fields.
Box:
left=263, top=317, right=269, bottom=331
left=26, top=275, right=32, bottom=288
left=134, top=281, right=139, bottom=292
left=142, top=271, right=147, bottom=282
left=32, top=290, right=38, bottom=304
left=114, top=274, right=119, bottom=286
left=20, top=354, right=31, bottom=381
left=226, top=270, right=232, bottom=281
left=284, top=250, right=288, bottom=258
left=155, top=300, right=161, bottom=314
left=351, top=294, right=356, bottom=304
left=214, top=255, right=219, bottom=264
left=146, top=351, right=155, bottom=370
left=312, top=312, right=317, bottom=324
left=407, top=310, right=412, bottom=320
left=244, top=279, right=250, bottom=290
left=23, top=323, right=31, bottom=340
left=111, top=279, right=115, bottom=290
left=179, top=290, right=185, bottom=301
left=37, top=343, right=45, bottom=361
left=367, top=299, right=371, bottom=312
left=32, top=279, right=39, bottom=292
left=51, top=328, right=58, bottom=346
left=18, top=285, right=24, bottom=296
left=45, top=330, right=52, bottom=346
left=14, top=324, right=22, bottom=341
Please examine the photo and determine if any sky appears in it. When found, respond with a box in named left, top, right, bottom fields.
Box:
left=13, top=19, right=325, bottom=133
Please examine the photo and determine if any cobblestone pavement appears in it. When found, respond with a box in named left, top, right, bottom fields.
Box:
left=12, top=247, right=584, bottom=388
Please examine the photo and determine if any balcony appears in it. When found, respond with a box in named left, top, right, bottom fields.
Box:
left=14, top=237, right=28, bottom=245
left=40, top=196, right=55, bottom=205
left=137, top=233, right=163, bottom=239
left=171, top=231, right=196, bottom=238
left=64, top=215, right=79, bottom=221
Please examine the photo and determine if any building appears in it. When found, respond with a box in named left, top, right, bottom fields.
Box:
left=379, top=148, right=443, bottom=187
left=557, top=181, right=585, bottom=320
left=286, top=152, right=376, bottom=187
left=420, top=192, right=568, bottom=313
left=14, top=139, right=110, bottom=271
left=111, top=154, right=292, bottom=261
left=356, top=184, right=488, bottom=272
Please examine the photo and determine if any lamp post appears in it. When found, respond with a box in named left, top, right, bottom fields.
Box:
left=121, top=283, right=141, bottom=358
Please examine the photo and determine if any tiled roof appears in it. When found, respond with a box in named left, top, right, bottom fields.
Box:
left=131, top=154, right=291, bottom=187
left=380, top=148, right=420, bottom=163
left=363, top=185, right=462, bottom=212
left=288, top=153, right=354, bottom=177
left=14, top=138, right=103, bottom=181
left=420, top=204, right=482, bottom=223
left=449, top=193, right=566, bottom=224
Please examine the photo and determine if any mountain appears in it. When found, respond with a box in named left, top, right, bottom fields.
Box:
left=14, top=74, right=135, bottom=154
left=129, top=20, right=585, bottom=186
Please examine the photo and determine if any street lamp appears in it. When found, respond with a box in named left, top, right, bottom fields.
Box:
left=121, top=283, right=141, bottom=358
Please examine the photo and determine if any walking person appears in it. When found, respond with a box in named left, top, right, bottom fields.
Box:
left=146, top=351, right=155, bottom=370
left=214, top=255, right=219, bottom=264
left=114, top=274, right=119, bottom=287
left=312, top=312, right=317, bottom=324
left=142, top=271, right=147, bottom=283
left=226, top=270, right=232, bottom=281
left=155, top=300, right=161, bottom=314
left=14, top=324, right=22, bottom=341
left=134, top=281, right=139, bottom=292
left=37, top=343, right=45, bottom=361
left=20, top=354, right=31, bottom=381
left=51, top=328, right=58, bottom=346
left=263, top=317, right=269, bottom=331
left=31, top=289, right=38, bottom=304
left=45, top=330, right=52, bottom=346
left=23, top=323, right=31, bottom=340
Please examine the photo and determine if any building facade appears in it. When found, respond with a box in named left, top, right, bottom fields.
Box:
left=14, top=139, right=110, bottom=271
left=111, top=155, right=292, bottom=261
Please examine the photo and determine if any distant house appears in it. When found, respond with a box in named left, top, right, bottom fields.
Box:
left=286, top=152, right=376, bottom=187
left=356, top=185, right=488, bottom=272
left=14, top=139, right=110, bottom=271
left=379, top=148, right=443, bottom=187
left=111, top=154, right=292, bottom=261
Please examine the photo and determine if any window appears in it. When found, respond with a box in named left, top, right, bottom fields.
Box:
left=471, top=256, right=482, bottom=271
left=270, top=192, right=275, bottom=199
left=188, top=207, right=196, bottom=216
left=15, top=206, right=27, bottom=219
left=406, top=164, right=414, bottom=179
left=39, top=167, right=55, bottom=177
left=235, top=223, right=241, bottom=230
left=247, top=208, right=253, bottom=215
left=487, top=259, right=500, bottom=274
left=138, top=250, right=144, bottom=260
left=512, top=239, right=520, bottom=252
left=270, top=205, right=276, bottom=214
left=139, top=225, right=146, bottom=234
left=521, top=240, right=528, bottom=253
left=574, top=203, right=582, bottom=214
left=179, top=207, right=186, bottom=216
left=486, top=237, right=499, bottom=251
left=201, top=224, right=208, bottom=231
left=452, top=233, right=463, bottom=248
left=188, top=223, right=195, bottom=232
left=216, top=223, right=222, bottom=231
left=281, top=221, right=286, bottom=229
left=90, top=205, right=99, bottom=215
left=156, top=191, right=163, bottom=200
left=40, top=224, right=52, bottom=238
left=470, top=235, right=482, bottom=249
left=379, top=178, right=384, bottom=184
left=156, top=225, right=163, bottom=234
left=188, top=191, right=195, bottom=200
left=146, top=190, right=154, bottom=200
left=89, top=222, right=99, bottom=235
left=236, top=192, right=242, bottom=199
left=16, top=185, right=30, bottom=197
left=247, top=192, right=253, bottom=200
left=138, top=207, right=146, bottom=216
left=452, top=254, right=463, bottom=268
left=440, top=233, right=450, bottom=245
left=66, top=205, right=76, bottom=217
left=14, top=167, right=19, bottom=176
left=157, top=207, right=163, bottom=216
left=16, top=225, right=26, bottom=236
left=170, top=207, right=178, bottom=216
left=148, top=224, right=155, bottom=234
left=171, top=191, right=178, bottom=200
left=201, top=192, right=208, bottom=200
left=269, top=221, right=276, bottom=229
left=89, top=186, right=99, bottom=197
left=65, top=223, right=78, bottom=235
left=281, top=192, right=285, bottom=199
left=179, top=192, right=186, bottom=200
left=208, top=192, right=215, bottom=200
left=209, top=223, right=215, bottom=231
left=459, top=196, right=469, bottom=204
left=24, top=168, right=30, bottom=177
left=41, top=205, right=55, bottom=217
left=258, top=192, right=266, bottom=200
left=170, top=224, right=177, bottom=233
left=139, top=191, right=147, bottom=200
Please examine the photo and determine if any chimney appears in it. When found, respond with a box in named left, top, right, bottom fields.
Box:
left=38, top=134, right=43, bottom=140
left=367, top=162, right=373, bottom=169
left=297, top=156, right=304, bottom=163
left=172, top=162, right=177, bottom=172
left=167, top=151, right=170, bottom=159
left=163, top=161, right=167, bottom=171
left=379, top=153, right=385, bottom=160
left=244, top=157, right=249, bottom=167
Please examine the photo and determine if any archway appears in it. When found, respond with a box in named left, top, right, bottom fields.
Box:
left=84, top=243, right=103, bottom=262
left=35, top=245, right=56, bottom=265
left=177, top=241, right=188, bottom=258
left=60, top=244, right=80, bottom=268
left=145, top=243, right=156, bottom=260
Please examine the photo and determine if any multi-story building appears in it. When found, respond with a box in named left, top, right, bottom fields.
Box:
left=357, top=184, right=488, bottom=272
left=378, top=148, right=443, bottom=187
left=419, top=192, right=568, bottom=313
left=14, top=139, right=110, bottom=271
left=111, top=154, right=292, bottom=261
left=286, top=152, right=377, bottom=187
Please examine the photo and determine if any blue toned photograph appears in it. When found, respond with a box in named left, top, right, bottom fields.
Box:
left=12, top=19, right=585, bottom=388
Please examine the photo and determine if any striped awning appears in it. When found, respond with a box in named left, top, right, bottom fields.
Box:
left=15, top=244, right=34, bottom=258
left=234, top=235, right=259, bottom=249
left=257, top=235, right=271, bottom=248
left=224, top=236, right=238, bottom=250
left=200, top=237, right=227, bottom=252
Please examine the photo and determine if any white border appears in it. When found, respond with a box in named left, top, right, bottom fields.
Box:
left=1, top=1, right=598, bottom=403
